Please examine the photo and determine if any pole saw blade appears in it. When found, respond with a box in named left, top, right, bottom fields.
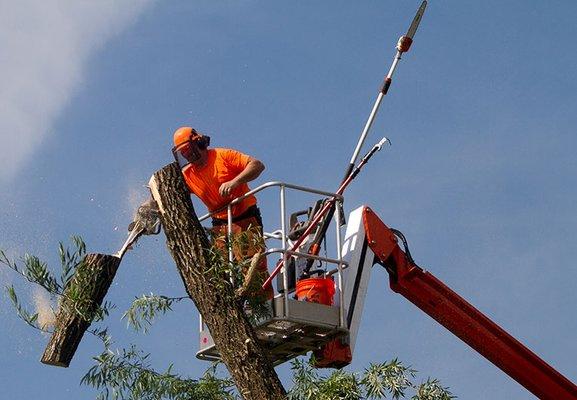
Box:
left=406, top=1, right=427, bottom=40
left=397, top=1, right=428, bottom=53
left=351, top=1, right=428, bottom=168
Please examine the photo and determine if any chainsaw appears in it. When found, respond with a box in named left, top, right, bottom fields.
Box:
left=115, top=198, right=161, bottom=258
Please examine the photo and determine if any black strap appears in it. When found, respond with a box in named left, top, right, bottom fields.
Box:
left=211, top=205, right=262, bottom=227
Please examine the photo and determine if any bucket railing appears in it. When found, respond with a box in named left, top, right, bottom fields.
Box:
left=197, top=180, right=348, bottom=333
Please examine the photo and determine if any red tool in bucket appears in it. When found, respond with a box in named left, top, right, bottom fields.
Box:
left=295, top=276, right=335, bottom=305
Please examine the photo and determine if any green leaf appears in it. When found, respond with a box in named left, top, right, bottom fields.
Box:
left=122, top=294, right=183, bottom=333
left=7, top=285, right=17, bottom=303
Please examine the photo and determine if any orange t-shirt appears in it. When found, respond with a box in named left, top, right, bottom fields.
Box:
left=181, top=148, right=257, bottom=219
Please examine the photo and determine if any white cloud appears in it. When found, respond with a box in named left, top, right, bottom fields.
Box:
left=0, top=0, right=155, bottom=183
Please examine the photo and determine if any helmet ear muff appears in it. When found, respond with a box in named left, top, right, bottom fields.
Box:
left=197, top=135, right=210, bottom=149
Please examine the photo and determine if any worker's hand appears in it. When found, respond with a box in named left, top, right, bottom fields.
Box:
left=219, top=180, right=239, bottom=198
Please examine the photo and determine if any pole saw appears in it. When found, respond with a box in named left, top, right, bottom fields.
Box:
left=263, top=0, right=427, bottom=290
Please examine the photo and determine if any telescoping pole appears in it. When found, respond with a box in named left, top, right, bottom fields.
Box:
left=344, top=0, right=427, bottom=178
left=263, top=1, right=428, bottom=290
left=302, top=0, right=428, bottom=271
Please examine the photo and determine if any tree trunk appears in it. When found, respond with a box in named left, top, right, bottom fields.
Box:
left=149, top=163, right=286, bottom=400
left=41, top=253, right=120, bottom=367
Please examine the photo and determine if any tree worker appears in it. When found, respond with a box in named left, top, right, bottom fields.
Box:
left=171, top=126, right=273, bottom=299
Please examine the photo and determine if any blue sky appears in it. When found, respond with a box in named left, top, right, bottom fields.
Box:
left=1, top=1, right=576, bottom=398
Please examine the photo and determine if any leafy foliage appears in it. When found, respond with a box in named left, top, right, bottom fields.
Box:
left=6, top=285, right=46, bottom=332
left=123, top=294, right=187, bottom=333
left=2, top=237, right=456, bottom=400
left=412, top=379, right=455, bottom=400
left=0, top=235, right=87, bottom=296
left=362, top=359, right=415, bottom=399
left=79, top=350, right=455, bottom=400
left=81, top=346, right=235, bottom=400
left=23, top=254, right=61, bottom=293
left=59, top=235, right=86, bottom=288
left=289, top=358, right=455, bottom=400
left=206, top=227, right=261, bottom=288
left=205, top=227, right=272, bottom=323
left=1, top=237, right=116, bottom=325
left=1, top=250, right=60, bottom=295
left=89, top=326, right=114, bottom=350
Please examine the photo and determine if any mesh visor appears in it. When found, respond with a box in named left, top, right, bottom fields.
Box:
left=172, top=140, right=202, bottom=169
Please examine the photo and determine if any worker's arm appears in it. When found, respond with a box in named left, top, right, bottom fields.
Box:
left=219, top=158, right=265, bottom=197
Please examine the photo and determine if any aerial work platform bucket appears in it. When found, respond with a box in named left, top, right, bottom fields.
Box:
left=196, top=181, right=348, bottom=366
left=296, top=277, right=335, bottom=306
left=197, top=297, right=347, bottom=365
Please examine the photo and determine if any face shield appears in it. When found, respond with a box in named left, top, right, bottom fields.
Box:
left=172, top=135, right=210, bottom=169
left=172, top=140, right=203, bottom=169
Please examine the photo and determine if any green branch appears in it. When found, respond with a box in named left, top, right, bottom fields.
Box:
left=6, top=285, right=53, bottom=334
left=289, top=358, right=455, bottom=400
left=81, top=346, right=235, bottom=400
left=1, top=237, right=115, bottom=325
left=122, top=294, right=190, bottom=333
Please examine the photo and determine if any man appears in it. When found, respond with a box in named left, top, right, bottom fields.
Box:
left=171, top=126, right=272, bottom=299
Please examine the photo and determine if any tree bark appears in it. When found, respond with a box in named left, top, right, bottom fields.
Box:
left=149, top=163, right=286, bottom=400
left=41, top=253, right=120, bottom=367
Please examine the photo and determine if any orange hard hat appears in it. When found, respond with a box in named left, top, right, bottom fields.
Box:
left=172, top=127, right=211, bottom=168
left=173, top=127, right=200, bottom=147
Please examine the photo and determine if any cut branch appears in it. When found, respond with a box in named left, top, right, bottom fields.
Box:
left=236, top=252, right=264, bottom=299
left=41, top=253, right=120, bottom=367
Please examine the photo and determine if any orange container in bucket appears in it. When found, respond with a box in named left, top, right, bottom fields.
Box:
left=295, top=277, right=335, bottom=305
